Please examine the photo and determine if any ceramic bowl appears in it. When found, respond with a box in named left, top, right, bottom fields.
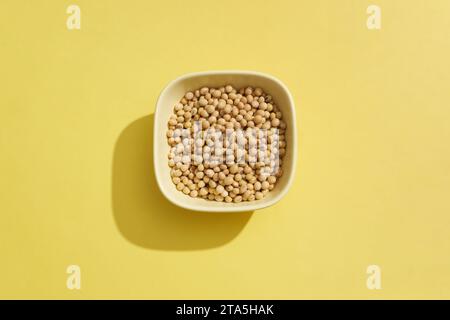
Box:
left=154, top=70, right=297, bottom=212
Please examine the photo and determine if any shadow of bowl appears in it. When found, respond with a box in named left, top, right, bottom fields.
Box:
left=112, top=115, right=253, bottom=251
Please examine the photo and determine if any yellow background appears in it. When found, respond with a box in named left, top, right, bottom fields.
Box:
left=1, top=0, right=450, bottom=299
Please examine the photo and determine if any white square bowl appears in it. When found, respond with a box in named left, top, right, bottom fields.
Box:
left=154, top=71, right=297, bottom=212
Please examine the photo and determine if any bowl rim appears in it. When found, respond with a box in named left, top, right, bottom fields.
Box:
left=154, top=70, right=297, bottom=212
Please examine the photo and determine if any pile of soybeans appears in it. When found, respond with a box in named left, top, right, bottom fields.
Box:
left=166, top=85, right=286, bottom=203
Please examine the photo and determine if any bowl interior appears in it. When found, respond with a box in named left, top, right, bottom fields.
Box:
left=154, top=72, right=296, bottom=212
